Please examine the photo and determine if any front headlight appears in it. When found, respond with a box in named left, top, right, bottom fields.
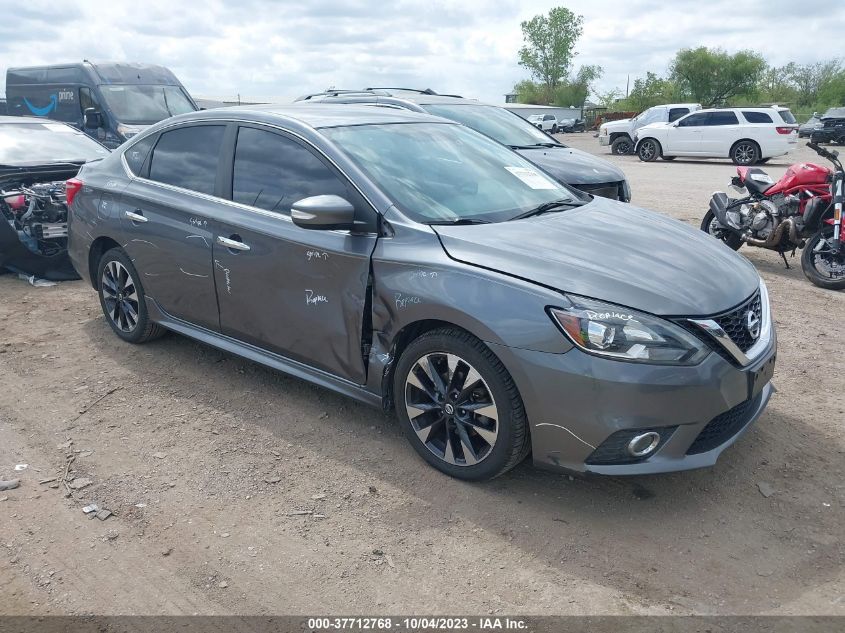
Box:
left=549, top=296, right=709, bottom=365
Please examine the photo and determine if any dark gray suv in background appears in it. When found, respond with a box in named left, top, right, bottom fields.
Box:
left=67, top=105, right=775, bottom=480
left=295, top=88, right=631, bottom=202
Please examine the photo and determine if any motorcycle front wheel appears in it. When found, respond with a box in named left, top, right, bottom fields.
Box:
left=700, top=210, right=742, bottom=251
left=801, top=226, right=845, bottom=290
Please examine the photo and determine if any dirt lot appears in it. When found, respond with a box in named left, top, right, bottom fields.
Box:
left=1, top=137, right=843, bottom=616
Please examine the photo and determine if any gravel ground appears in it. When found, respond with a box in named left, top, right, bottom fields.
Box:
left=0, top=135, right=843, bottom=616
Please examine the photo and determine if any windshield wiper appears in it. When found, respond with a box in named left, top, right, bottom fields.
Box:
left=508, top=199, right=583, bottom=221
left=427, top=218, right=491, bottom=226
left=509, top=142, right=562, bottom=150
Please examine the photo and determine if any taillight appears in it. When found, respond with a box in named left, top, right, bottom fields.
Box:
left=776, top=127, right=793, bottom=135
left=65, top=178, right=83, bottom=207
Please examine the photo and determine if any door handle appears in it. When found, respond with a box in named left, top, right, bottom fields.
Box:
left=217, top=235, right=250, bottom=252
left=124, top=210, right=148, bottom=223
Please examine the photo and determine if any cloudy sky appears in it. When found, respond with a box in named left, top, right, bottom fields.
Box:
left=3, top=0, right=843, bottom=104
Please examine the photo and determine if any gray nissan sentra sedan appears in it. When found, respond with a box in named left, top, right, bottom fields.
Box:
left=67, top=105, right=776, bottom=480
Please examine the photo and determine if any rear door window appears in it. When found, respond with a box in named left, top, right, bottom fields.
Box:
left=742, top=111, right=773, bottom=124
left=708, top=112, right=739, bottom=125
left=231, top=126, right=348, bottom=215
left=148, top=125, right=225, bottom=195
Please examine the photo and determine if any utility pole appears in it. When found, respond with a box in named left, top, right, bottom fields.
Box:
left=626, top=75, right=630, bottom=98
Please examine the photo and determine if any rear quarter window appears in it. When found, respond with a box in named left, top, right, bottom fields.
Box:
left=124, top=135, right=157, bottom=176
left=777, top=110, right=796, bottom=124
left=743, top=111, right=774, bottom=124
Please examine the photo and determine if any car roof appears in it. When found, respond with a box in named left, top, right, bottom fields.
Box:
left=159, top=103, right=453, bottom=130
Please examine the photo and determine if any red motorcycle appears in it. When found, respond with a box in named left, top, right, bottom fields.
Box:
left=701, top=154, right=832, bottom=264
left=701, top=143, right=844, bottom=289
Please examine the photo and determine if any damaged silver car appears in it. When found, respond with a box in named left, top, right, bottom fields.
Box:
left=67, top=105, right=776, bottom=480
left=0, top=116, right=109, bottom=280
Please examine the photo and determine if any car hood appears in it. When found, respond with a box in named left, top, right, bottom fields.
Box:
left=516, top=146, right=626, bottom=186
left=639, top=122, right=671, bottom=131
left=432, top=197, right=760, bottom=316
left=602, top=119, right=631, bottom=130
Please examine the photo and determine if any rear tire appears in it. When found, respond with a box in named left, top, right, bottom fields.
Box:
left=637, top=138, right=661, bottom=162
left=611, top=137, right=633, bottom=155
left=731, top=140, right=761, bottom=165
left=393, top=328, right=530, bottom=480
left=801, top=227, right=845, bottom=290
left=97, top=248, right=166, bottom=344
left=700, top=210, right=742, bottom=251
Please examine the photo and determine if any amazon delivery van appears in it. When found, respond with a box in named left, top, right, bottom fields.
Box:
left=5, top=61, right=198, bottom=148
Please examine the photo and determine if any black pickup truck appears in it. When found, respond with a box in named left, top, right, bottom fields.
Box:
left=811, top=107, right=845, bottom=145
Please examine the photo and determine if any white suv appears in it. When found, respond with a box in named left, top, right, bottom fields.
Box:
left=633, top=107, right=798, bottom=165
left=527, top=114, right=560, bottom=133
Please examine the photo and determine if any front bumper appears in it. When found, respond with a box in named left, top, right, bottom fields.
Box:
left=488, top=326, right=776, bottom=476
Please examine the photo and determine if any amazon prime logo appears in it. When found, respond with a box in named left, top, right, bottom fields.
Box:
left=745, top=309, right=761, bottom=339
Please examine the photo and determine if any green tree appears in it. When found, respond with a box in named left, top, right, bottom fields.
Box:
left=669, top=47, right=766, bottom=106
left=790, top=60, right=843, bottom=107
left=758, top=63, right=797, bottom=104
left=512, top=79, right=548, bottom=105
left=624, top=72, right=678, bottom=111
left=816, top=70, right=845, bottom=108
left=594, top=87, right=622, bottom=110
left=518, top=7, right=584, bottom=97
left=553, top=65, right=602, bottom=107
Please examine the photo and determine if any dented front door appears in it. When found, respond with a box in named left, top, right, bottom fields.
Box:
left=212, top=125, right=377, bottom=384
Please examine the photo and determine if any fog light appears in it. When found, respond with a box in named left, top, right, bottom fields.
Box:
left=627, top=432, right=661, bottom=457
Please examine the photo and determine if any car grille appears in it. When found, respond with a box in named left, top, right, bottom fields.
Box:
left=713, top=291, right=762, bottom=353
left=576, top=182, right=622, bottom=201
left=686, top=394, right=760, bottom=455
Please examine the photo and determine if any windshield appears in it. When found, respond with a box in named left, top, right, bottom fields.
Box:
left=99, top=84, right=196, bottom=124
left=423, top=104, right=560, bottom=148
left=0, top=122, right=109, bottom=165
left=323, top=122, right=578, bottom=224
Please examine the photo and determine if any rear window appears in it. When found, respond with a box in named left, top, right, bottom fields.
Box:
left=148, top=125, right=225, bottom=195
left=743, top=111, right=773, bottom=124
left=777, top=109, right=796, bottom=124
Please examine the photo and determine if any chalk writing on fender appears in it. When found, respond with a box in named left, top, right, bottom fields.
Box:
left=306, top=250, right=329, bottom=262
left=395, top=293, right=422, bottom=310
left=305, top=290, right=329, bottom=305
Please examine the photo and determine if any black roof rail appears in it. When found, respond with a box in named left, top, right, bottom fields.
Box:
left=363, top=87, right=464, bottom=98
left=296, top=89, right=391, bottom=102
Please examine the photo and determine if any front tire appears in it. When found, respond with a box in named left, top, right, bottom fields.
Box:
left=637, top=138, right=661, bottom=162
left=393, top=328, right=530, bottom=480
left=97, top=248, right=166, bottom=343
left=700, top=210, right=742, bottom=251
left=801, top=227, right=845, bottom=290
left=731, top=140, right=761, bottom=166
left=551, top=125, right=558, bottom=134
left=611, top=137, right=633, bottom=155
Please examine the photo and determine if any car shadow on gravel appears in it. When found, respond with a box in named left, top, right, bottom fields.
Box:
left=83, top=320, right=845, bottom=613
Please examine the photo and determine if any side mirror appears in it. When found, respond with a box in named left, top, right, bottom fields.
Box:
left=291, top=195, right=355, bottom=230
left=83, top=107, right=102, bottom=129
